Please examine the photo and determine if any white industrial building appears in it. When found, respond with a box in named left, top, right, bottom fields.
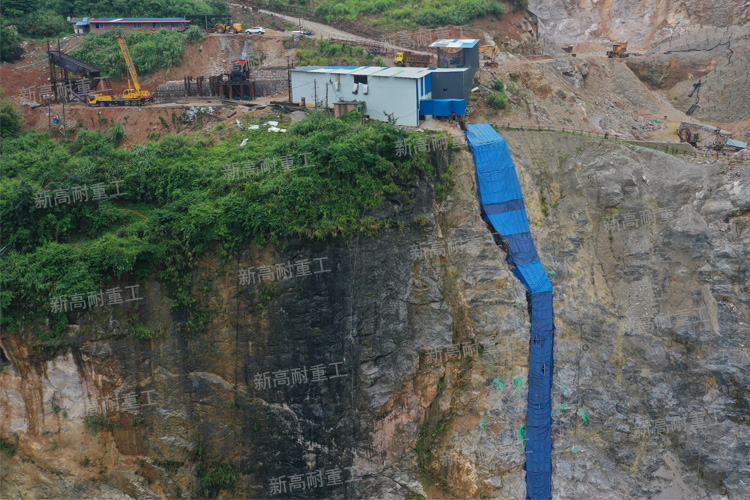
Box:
left=289, top=65, right=470, bottom=127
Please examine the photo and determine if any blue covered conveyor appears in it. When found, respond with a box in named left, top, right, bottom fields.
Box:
left=466, top=124, right=555, bottom=499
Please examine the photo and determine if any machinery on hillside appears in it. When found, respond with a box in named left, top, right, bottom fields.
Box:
left=479, top=45, right=499, bottom=66
left=87, top=35, right=154, bottom=106
left=677, top=122, right=738, bottom=150
left=676, top=126, right=702, bottom=147
left=210, top=20, right=243, bottom=33
left=394, top=51, right=433, bottom=67
left=606, top=42, right=629, bottom=58
left=229, top=42, right=256, bottom=82
left=231, top=60, right=250, bottom=82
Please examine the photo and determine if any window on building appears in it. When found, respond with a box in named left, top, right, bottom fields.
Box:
left=133, top=23, right=141, bottom=29
left=94, top=23, right=102, bottom=29
left=353, top=75, right=368, bottom=85
left=153, top=22, right=161, bottom=28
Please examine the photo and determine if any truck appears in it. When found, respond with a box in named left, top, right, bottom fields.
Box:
left=88, top=35, right=154, bottom=106
left=394, top=51, right=433, bottom=67
left=606, top=42, right=628, bottom=58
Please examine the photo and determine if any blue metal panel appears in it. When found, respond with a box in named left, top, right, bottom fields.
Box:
left=425, top=73, right=432, bottom=95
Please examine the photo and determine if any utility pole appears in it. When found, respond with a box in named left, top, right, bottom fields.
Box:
left=287, top=58, right=292, bottom=103
left=313, top=79, right=317, bottom=109
left=55, top=38, right=66, bottom=135
left=325, top=82, right=328, bottom=109
left=61, top=94, right=66, bottom=136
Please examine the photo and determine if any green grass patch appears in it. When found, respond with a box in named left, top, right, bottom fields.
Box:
left=487, top=91, right=509, bottom=110
left=288, top=0, right=506, bottom=27
left=127, top=315, right=157, bottom=340
left=153, top=458, right=183, bottom=471
left=196, top=462, right=240, bottom=499
left=84, top=415, right=109, bottom=435
left=0, top=435, right=18, bottom=457
left=295, top=39, right=384, bottom=67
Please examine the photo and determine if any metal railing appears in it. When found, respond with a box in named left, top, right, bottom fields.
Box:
left=493, top=123, right=749, bottom=162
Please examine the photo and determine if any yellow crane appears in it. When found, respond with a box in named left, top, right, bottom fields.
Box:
left=115, top=34, right=151, bottom=100
left=88, top=34, right=154, bottom=106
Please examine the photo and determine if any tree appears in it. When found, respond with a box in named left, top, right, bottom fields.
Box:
left=487, top=91, right=508, bottom=110
left=19, top=10, right=71, bottom=38
left=0, top=98, right=22, bottom=137
left=0, top=26, right=24, bottom=62
left=513, top=0, right=529, bottom=12
left=0, top=0, right=40, bottom=17
left=184, top=26, right=204, bottom=44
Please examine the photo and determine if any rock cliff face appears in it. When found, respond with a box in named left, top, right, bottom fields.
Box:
left=621, top=24, right=750, bottom=130
left=529, top=0, right=750, bottom=47
left=1, top=131, right=749, bottom=499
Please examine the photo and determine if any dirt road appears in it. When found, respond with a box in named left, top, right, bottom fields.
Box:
left=227, top=3, right=433, bottom=56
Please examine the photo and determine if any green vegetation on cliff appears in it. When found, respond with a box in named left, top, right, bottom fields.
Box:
left=0, top=0, right=227, bottom=40
left=196, top=462, right=240, bottom=498
left=0, top=92, right=23, bottom=137
left=258, top=0, right=506, bottom=27
left=71, top=30, right=186, bottom=78
left=0, top=110, right=437, bottom=339
left=0, top=27, right=24, bottom=62
left=294, top=39, right=384, bottom=67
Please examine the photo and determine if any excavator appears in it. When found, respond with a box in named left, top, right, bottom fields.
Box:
left=479, top=45, right=499, bottom=67
left=88, top=35, right=154, bottom=106
left=606, top=42, right=629, bottom=58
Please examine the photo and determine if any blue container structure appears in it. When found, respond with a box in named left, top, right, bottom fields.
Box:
left=419, top=98, right=466, bottom=116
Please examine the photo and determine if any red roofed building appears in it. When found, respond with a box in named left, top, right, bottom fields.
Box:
left=73, top=18, right=190, bottom=34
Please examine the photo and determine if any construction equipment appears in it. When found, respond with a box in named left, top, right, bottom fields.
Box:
left=211, top=21, right=242, bottom=34
left=87, top=35, right=154, bottom=106
left=479, top=45, right=499, bottom=66
left=231, top=60, right=250, bottom=82
left=676, top=126, right=702, bottom=147
left=394, top=51, right=433, bottom=67
left=116, top=35, right=152, bottom=101
left=688, top=80, right=702, bottom=98
left=677, top=122, right=735, bottom=150
left=230, top=42, right=254, bottom=82
left=606, top=42, right=629, bottom=58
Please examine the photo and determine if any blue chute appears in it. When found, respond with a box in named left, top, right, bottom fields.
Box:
left=466, top=124, right=555, bottom=500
